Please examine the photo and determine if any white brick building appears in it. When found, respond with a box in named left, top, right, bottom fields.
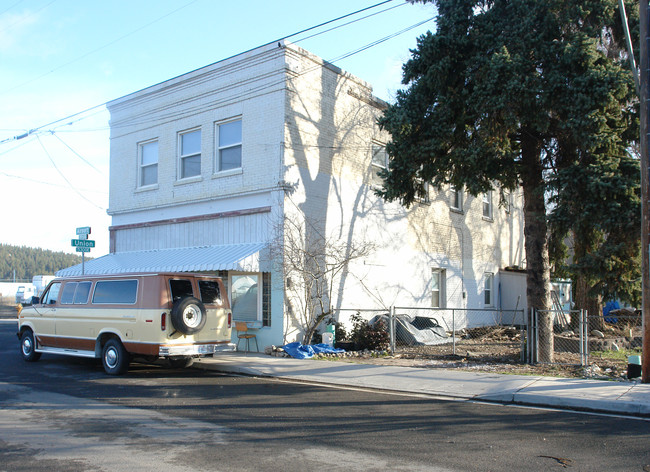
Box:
left=65, top=41, right=527, bottom=349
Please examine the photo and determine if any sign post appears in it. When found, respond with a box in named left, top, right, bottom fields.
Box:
left=72, top=227, right=93, bottom=275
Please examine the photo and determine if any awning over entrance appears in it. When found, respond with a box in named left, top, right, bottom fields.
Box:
left=56, top=243, right=267, bottom=277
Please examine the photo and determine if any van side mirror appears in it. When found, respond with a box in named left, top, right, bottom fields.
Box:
left=31, top=296, right=40, bottom=305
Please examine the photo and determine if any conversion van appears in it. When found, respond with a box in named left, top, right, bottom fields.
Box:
left=17, top=273, right=233, bottom=375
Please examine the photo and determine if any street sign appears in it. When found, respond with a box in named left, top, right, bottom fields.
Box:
left=76, top=226, right=91, bottom=235
left=71, top=239, right=95, bottom=248
left=75, top=247, right=91, bottom=253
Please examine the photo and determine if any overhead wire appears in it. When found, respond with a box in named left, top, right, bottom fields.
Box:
left=0, top=1, right=26, bottom=17
left=51, top=133, right=103, bottom=174
left=0, top=169, right=107, bottom=194
left=35, top=135, right=105, bottom=209
left=1, top=0, right=432, bottom=144
left=0, top=0, right=201, bottom=97
left=0, top=0, right=57, bottom=35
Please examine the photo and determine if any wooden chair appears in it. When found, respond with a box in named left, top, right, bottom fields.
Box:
left=235, top=321, right=259, bottom=353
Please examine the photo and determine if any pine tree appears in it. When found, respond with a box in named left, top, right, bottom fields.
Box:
left=377, top=0, right=638, bottom=361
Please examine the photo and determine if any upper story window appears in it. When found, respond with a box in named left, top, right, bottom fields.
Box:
left=179, top=129, right=201, bottom=179
left=138, top=140, right=158, bottom=187
left=450, top=186, right=463, bottom=212
left=483, top=190, right=493, bottom=219
left=216, top=119, right=242, bottom=172
left=371, top=143, right=388, bottom=186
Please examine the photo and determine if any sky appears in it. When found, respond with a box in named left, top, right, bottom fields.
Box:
left=0, top=0, right=436, bottom=257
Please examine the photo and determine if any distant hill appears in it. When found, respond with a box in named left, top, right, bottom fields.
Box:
left=0, top=244, right=87, bottom=281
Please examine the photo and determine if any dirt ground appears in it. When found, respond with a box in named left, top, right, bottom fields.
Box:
left=323, top=325, right=643, bottom=382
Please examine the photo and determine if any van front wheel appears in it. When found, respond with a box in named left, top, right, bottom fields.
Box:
left=20, top=330, right=41, bottom=362
left=102, top=338, right=130, bottom=375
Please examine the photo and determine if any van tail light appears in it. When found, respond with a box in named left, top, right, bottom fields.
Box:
left=228, top=312, right=232, bottom=328
left=161, top=313, right=166, bottom=331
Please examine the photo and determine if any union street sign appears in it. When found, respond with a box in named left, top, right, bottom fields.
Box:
left=71, top=239, right=95, bottom=248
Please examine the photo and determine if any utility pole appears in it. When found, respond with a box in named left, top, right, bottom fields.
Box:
left=641, top=0, right=649, bottom=383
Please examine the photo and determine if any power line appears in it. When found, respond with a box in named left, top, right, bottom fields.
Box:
left=1, top=0, right=427, bottom=145
left=0, top=1, right=26, bottom=17
left=0, top=0, right=201, bottom=97
left=0, top=0, right=57, bottom=35
left=0, top=169, right=107, bottom=194
left=35, top=135, right=104, bottom=209
left=51, top=133, right=103, bottom=174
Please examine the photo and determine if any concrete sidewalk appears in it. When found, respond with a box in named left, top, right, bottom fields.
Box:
left=194, top=352, right=650, bottom=418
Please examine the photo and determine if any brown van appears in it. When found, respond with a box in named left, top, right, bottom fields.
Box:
left=17, top=273, right=233, bottom=375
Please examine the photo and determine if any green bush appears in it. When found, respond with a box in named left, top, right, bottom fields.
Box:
left=350, top=313, right=389, bottom=351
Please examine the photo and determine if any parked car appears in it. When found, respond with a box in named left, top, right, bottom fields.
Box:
left=15, top=285, right=36, bottom=305
left=17, top=273, right=233, bottom=375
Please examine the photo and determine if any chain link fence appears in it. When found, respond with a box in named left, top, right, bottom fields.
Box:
left=334, top=307, right=525, bottom=363
left=333, top=306, right=643, bottom=371
left=587, top=309, right=643, bottom=372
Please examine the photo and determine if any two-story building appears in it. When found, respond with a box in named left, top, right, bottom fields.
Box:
left=58, top=41, right=527, bottom=349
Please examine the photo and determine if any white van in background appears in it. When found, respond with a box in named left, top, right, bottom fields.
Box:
left=15, top=286, right=36, bottom=305
left=32, top=275, right=55, bottom=297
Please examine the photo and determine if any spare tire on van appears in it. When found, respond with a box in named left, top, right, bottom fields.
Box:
left=170, top=296, right=207, bottom=335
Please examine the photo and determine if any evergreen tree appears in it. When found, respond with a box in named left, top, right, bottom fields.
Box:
left=0, top=244, right=85, bottom=281
left=377, top=0, right=638, bottom=361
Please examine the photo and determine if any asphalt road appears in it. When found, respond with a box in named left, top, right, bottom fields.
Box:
left=2, top=322, right=649, bottom=472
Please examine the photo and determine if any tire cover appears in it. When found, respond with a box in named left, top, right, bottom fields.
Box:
left=170, top=296, right=207, bottom=335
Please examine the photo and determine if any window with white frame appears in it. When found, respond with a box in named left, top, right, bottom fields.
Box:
left=178, top=129, right=201, bottom=179
left=482, top=191, right=493, bottom=219
left=450, top=186, right=463, bottom=211
left=216, top=119, right=242, bottom=172
left=138, top=140, right=158, bottom=187
left=484, top=272, right=494, bottom=306
left=432, top=269, right=446, bottom=308
left=371, top=143, right=388, bottom=186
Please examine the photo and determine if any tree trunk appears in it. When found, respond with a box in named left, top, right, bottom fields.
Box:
left=574, top=274, right=604, bottom=332
left=520, top=130, right=553, bottom=362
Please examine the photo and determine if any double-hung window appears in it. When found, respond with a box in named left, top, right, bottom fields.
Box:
left=484, top=272, right=494, bottom=306
left=431, top=269, right=446, bottom=308
left=179, top=129, right=201, bottom=179
left=138, top=140, right=158, bottom=187
left=450, top=186, right=463, bottom=211
left=483, top=191, right=493, bottom=219
left=216, top=119, right=242, bottom=172
left=371, top=143, right=388, bottom=186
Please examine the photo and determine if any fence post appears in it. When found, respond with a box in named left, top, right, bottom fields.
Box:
left=389, top=305, right=395, bottom=354
left=583, top=309, right=589, bottom=366
left=452, top=308, right=456, bottom=356
left=579, top=309, right=584, bottom=366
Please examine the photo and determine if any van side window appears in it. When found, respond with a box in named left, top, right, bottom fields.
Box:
left=60, top=283, right=77, bottom=304
left=199, top=280, right=221, bottom=304
left=74, top=282, right=92, bottom=304
left=170, top=279, right=193, bottom=302
left=42, top=282, right=61, bottom=305
left=92, top=280, right=138, bottom=304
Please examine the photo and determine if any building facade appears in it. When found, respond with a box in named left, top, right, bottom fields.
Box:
left=62, top=41, right=527, bottom=349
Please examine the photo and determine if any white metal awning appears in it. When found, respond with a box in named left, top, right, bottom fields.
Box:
left=56, top=243, right=267, bottom=277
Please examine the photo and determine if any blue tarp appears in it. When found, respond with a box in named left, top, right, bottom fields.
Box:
left=281, top=342, right=345, bottom=359
left=603, top=300, right=621, bottom=323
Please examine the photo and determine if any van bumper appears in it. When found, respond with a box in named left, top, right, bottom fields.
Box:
left=158, top=342, right=236, bottom=357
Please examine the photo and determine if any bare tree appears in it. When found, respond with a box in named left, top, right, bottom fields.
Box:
left=271, top=214, right=374, bottom=345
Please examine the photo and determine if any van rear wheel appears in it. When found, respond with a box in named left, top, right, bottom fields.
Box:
left=102, top=338, right=130, bottom=375
left=20, top=330, right=41, bottom=362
